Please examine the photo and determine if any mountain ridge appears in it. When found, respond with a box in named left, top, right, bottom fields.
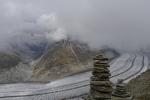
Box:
left=0, top=35, right=119, bottom=83
left=32, top=39, right=119, bottom=81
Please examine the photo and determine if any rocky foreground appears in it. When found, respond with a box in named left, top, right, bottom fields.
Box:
left=127, top=69, right=150, bottom=100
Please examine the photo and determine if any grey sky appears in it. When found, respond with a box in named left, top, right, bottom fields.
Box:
left=0, top=0, right=150, bottom=51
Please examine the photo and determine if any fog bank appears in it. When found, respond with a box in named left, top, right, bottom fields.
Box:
left=0, top=0, right=150, bottom=51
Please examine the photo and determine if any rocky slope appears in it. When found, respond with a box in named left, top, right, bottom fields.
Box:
left=0, top=63, right=32, bottom=83
left=0, top=34, right=119, bottom=83
left=32, top=39, right=119, bottom=81
left=0, top=52, right=29, bottom=83
left=0, top=33, right=48, bottom=83
left=0, top=52, right=21, bottom=71
left=32, top=40, right=96, bottom=81
left=127, top=70, right=150, bottom=100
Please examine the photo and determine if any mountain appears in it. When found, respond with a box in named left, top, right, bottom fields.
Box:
left=32, top=39, right=96, bottom=81
left=0, top=33, right=48, bottom=83
left=0, top=33, right=119, bottom=82
left=9, top=33, right=48, bottom=62
left=32, top=39, right=119, bottom=81
left=0, top=52, right=30, bottom=83
left=0, top=52, right=21, bottom=71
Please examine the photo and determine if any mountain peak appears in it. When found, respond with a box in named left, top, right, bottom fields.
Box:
left=32, top=39, right=96, bottom=80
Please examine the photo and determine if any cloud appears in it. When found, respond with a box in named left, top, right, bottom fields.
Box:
left=37, top=14, right=67, bottom=41
left=0, top=0, right=150, bottom=51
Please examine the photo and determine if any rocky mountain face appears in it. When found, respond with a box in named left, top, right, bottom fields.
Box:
left=9, top=33, right=48, bottom=62
left=0, top=52, right=31, bottom=83
left=0, top=52, right=21, bottom=71
left=32, top=39, right=97, bottom=81
left=0, top=33, right=48, bottom=83
left=32, top=39, right=119, bottom=81
left=0, top=34, right=119, bottom=83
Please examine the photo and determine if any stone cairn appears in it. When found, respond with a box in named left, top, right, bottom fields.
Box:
left=112, top=79, right=132, bottom=100
left=89, top=54, right=113, bottom=100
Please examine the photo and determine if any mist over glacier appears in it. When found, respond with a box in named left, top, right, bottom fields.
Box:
left=0, top=0, right=150, bottom=51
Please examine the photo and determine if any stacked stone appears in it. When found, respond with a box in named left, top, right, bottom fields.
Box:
left=89, top=54, right=112, bottom=100
left=112, top=79, right=132, bottom=100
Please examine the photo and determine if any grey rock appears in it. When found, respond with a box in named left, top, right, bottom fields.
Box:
left=112, top=79, right=131, bottom=99
left=89, top=54, right=112, bottom=100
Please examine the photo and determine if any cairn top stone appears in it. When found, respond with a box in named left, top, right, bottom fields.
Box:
left=93, top=54, right=108, bottom=61
left=95, top=54, right=103, bottom=58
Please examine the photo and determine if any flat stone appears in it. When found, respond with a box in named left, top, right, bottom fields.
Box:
left=94, top=63, right=110, bottom=67
left=115, top=90, right=127, bottom=93
left=93, top=57, right=108, bottom=61
left=112, top=93, right=130, bottom=98
left=113, top=91, right=129, bottom=95
left=116, top=86, right=126, bottom=88
left=91, top=75, right=110, bottom=81
left=95, top=54, right=103, bottom=58
left=93, top=67, right=109, bottom=73
left=92, top=71, right=108, bottom=74
left=92, top=73, right=111, bottom=78
left=115, top=87, right=128, bottom=91
left=91, top=85, right=113, bottom=93
left=112, top=96, right=132, bottom=100
left=94, top=73, right=111, bottom=77
left=94, top=60, right=108, bottom=64
left=90, top=81, right=112, bottom=86
left=91, top=90, right=111, bottom=99
left=93, top=67, right=109, bottom=71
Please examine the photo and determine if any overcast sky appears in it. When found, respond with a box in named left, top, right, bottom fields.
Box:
left=0, top=0, right=150, bottom=51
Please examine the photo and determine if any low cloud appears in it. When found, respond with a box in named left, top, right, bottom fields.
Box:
left=37, top=14, right=67, bottom=41
left=0, top=0, right=150, bottom=51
